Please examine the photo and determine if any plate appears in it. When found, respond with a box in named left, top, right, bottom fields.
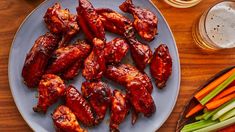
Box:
left=8, top=0, right=181, bottom=131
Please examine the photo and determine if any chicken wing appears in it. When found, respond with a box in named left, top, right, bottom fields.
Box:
left=120, top=0, right=158, bottom=42
left=104, top=38, right=129, bottom=64
left=65, top=85, right=95, bottom=126
left=96, top=8, right=132, bottom=36
left=81, top=81, right=111, bottom=124
left=33, top=74, right=65, bottom=113
left=105, top=64, right=155, bottom=117
left=46, top=41, right=91, bottom=74
left=77, top=0, right=105, bottom=41
left=96, top=8, right=152, bottom=71
left=22, top=32, right=60, bottom=88
left=44, top=3, right=79, bottom=47
left=110, top=90, right=130, bottom=132
left=124, top=26, right=153, bottom=71
left=150, top=44, right=172, bottom=89
left=52, top=105, right=87, bottom=132
left=82, top=38, right=106, bottom=81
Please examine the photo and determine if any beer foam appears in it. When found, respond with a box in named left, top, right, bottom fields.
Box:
left=205, top=1, right=235, bottom=48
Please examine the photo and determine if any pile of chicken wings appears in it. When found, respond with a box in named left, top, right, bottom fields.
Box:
left=22, top=0, right=172, bottom=131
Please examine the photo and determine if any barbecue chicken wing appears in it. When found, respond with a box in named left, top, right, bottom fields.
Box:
left=81, top=81, right=111, bottom=124
left=110, top=90, right=130, bottom=132
left=46, top=41, right=91, bottom=75
left=77, top=0, right=105, bottom=41
left=96, top=8, right=132, bottom=36
left=105, top=64, right=155, bottom=117
left=104, top=38, right=129, bottom=64
left=44, top=3, right=79, bottom=47
left=65, top=85, right=95, bottom=126
left=120, top=0, right=158, bottom=42
left=124, top=26, right=153, bottom=71
left=82, top=38, right=106, bottom=81
left=150, top=44, right=172, bottom=89
left=33, top=74, right=65, bottom=113
left=52, top=105, right=87, bottom=132
left=96, top=8, right=152, bottom=71
left=22, top=33, right=60, bottom=88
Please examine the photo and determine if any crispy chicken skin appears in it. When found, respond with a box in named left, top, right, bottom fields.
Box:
left=105, top=64, right=156, bottom=117
left=81, top=81, right=111, bottom=124
left=52, top=105, right=87, bottom=132
left=62, top=60, right=82, bottom=80
left=119, top=0, right=158, bottom=42
left=82, top=38, right=106, bottom=81
left=33, top=74, right=65, bottom=113
left=22, top=32, right=60, bottom=88
left=65, top=85, right=95, bottom=126
left=110, top=90, right=130, bottom=132
left=104, top=38, right=129, bottom=64
left=77, top=0, right=105, bottom=41
left=96, top=8, right=132, bottom=36
left=46, top=41, right=91, bottom=74
left=150, top=44, right=172, bottom=89
left=44, top=3, right=79, bottom=47
left=124, top=26, right=153, bottom=71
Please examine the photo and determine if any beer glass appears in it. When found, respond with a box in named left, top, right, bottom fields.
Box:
left=192, top=1, right=235, bottom=50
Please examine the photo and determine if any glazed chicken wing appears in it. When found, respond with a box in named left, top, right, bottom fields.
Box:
left=96, top=8, right=132, bottom=36
left=77, top=0, right=105, bottom=41
left=150, top=44, right=172, bottom=89
left=52, top=105, right=87, bottom=132
left=124, top=26, right=153, bottom=71
left=96, top=8, right=152, bottom=71
left=110, top=90, right=130, bottom=132
left=22, top=32, right=60, bottom=88
left=33, top=74, right=65, bottom=113
left=120, top=0, right=158, bottom=42
left=104, top=38, right=129, bottom=64
left=82, top=38, right=106, bottom=81
left=44, top=3, right=79, bottom=47
left=46, top=41, right=91, bottom=74
left=81, top=81, right=111, bottom=124
left=105, top=64, right=155, bottom=117
left=65, top=85, right=95, bottom=126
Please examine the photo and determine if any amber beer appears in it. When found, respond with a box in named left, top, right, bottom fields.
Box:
left=192, top=1, right=235, bottom=50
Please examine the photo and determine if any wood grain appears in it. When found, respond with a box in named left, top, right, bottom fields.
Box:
left=0, top=0, right=234, bottom=131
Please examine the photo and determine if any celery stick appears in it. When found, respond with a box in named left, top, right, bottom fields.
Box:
left=193, top=116, right=235, bottom=132
left=195, top=114, right=204, bottom=120
left=181, top=120, right=218, bottom=132
left=212, top=99, right=235, bottom=120
left=203, top=100, right=233, bottom=120
left=200, top=73, right=235, bottom=105
left=219, top=108, right=235, bottom=121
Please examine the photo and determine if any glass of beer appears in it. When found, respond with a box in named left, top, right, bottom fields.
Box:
left=192, top=0, right=235, bottom=50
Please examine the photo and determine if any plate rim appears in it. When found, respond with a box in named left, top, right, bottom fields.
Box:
left=8, top=0, right=181, bottom=131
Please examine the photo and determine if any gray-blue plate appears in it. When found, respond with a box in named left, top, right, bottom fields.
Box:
left=8, top=0, right=181, bottom=131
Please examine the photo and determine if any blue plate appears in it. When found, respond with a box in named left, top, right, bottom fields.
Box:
left=8, top=0, right=181, bottom=131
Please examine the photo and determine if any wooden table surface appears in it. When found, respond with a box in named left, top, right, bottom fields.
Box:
left=1, top=0, right=235, bottom=131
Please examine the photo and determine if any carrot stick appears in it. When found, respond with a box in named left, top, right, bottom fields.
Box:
left=205, top=92, right=235, bottom=110
left=194, top=68, right=235, bottom=100
left=186, top=104, right=204, bottom=118
left=211, top=86, right=235, bottom=101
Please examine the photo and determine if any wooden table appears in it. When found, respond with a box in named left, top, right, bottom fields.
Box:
left=1, top=0, right=234, bottom=131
